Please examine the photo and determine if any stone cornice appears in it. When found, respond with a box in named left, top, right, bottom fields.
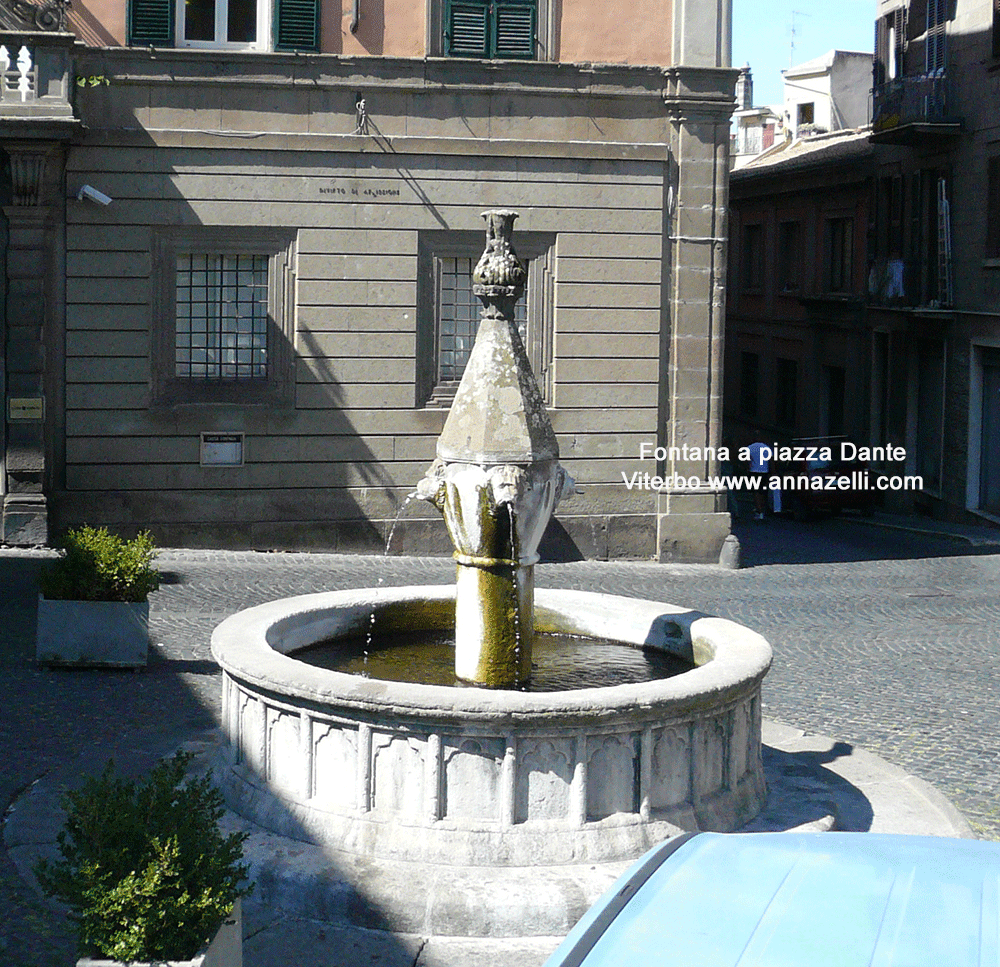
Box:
left=662, top=66, right=739, bottom=123
left=74, top=48, right=695, bottom=101
left=79, top=126, right=672, bottom=162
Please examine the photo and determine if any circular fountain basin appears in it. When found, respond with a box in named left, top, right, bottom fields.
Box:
left=211, top=586, right=772, bottom=867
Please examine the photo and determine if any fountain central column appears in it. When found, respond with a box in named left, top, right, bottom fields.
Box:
left=417, top=210, right=573, bottom=688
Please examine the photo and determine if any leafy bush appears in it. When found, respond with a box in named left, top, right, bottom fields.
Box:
left=35, top=753, right=253, bottom=962
left=39, top=526, right=159, bottom=603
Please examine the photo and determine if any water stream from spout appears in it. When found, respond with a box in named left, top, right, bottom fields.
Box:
left=507, top=501, right=523, bottom=688
left=364, top=493, right=419, bottom=674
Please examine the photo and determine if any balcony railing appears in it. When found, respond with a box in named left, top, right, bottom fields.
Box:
left=871, top=71, right=960, bottom=140
left=0, top=29, right=74, bottom=117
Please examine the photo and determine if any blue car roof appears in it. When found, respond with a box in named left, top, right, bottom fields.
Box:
left=546, top=832, right=1000, bottom=967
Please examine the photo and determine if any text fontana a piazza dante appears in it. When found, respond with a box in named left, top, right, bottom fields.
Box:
left=637, top=443, right=908, bottom=464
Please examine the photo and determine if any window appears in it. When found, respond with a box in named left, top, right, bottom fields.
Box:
left=443, top=0, right=538, bottom=58
left=993, top=0, right=1000, bottom=58
left=179, top=0, right=264, bottom=47
left=127, top=0, right=318, bottom=50
left=797, top=102, right=815, bottom=126
left=174, top=255, right=268, bottom=379
left=416, top=231, right=555, bottom=407
left=741, top=223, right=764, bottom=292
left=926, top=0, right=947, bottom=72
left=876, top=174, right=904, bottom=260
left=775, top=358, right=798, bottom=429
left=826, top=217, right=854, bottom=293
left=740, top=351, right=759, bottom=418
left=151, top=228, right=296, bottom=406
left=987, top=157, right=1000, bottom=259
left=776, top=221, right=801, bottom=292
left=434, top=255, right=529, bottom=392
left=875, top=7, right=906, bottom=85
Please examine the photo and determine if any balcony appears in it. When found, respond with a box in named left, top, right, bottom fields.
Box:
left=871, top=72, right=962, bottom=145
left=0, top=27, right=77, bottom=130
left=867, top=257, right=951, bottom=310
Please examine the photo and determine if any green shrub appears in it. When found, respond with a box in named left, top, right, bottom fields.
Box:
left=39, top=526, right=159, bottom=603
left=35, top=753, right=253, bottom=962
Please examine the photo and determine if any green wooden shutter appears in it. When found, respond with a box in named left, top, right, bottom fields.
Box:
left=446, top=0, right=490, bottom=57
left=127, top=0, right=174, bottom=46
left=493, top=0, right=536, bottom=59
left=275, top=0, right=320, bottom=51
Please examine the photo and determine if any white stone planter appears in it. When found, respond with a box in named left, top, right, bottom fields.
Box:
left=76, top=898, right=242, bottom=967
left=36, top=595, right=149, bottom=667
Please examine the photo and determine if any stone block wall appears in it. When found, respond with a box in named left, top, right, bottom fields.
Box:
left=49, top=52, right=736, bottom=560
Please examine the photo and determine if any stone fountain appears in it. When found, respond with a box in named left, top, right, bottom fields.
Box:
left=210, top=211, right=772, bottom=938
left=415, top=209, right=574, bottom=688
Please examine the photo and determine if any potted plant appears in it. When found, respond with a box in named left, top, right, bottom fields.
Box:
left=35, top=752, right=252, bottom=967
left=36, top=526, right=160, bottom=667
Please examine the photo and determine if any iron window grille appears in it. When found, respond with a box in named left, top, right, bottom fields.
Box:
left=174, top=253, right=269, bottom=381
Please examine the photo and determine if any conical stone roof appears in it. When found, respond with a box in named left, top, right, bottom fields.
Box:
left=437, top=210, right=559, bottom=466
left=436, top=311, right=558, bottom=465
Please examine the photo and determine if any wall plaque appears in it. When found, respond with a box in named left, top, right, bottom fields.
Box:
left=8, top=397, right=44, bottom=421
left=200, top=433, right=244, bottom=467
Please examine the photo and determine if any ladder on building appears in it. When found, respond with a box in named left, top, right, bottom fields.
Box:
left=937, top=176, right=954, bottom=307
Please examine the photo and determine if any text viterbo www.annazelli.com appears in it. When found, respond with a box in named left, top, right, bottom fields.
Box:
left=621, top=471, right=924, bottom=493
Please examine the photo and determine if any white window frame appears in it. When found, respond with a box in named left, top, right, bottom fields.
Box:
left=175, top=0, right=272, bottom=50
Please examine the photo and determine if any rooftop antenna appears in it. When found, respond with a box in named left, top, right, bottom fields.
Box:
left=789, top=9, right=810, bottom=67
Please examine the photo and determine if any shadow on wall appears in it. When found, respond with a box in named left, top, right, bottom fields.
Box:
left=55, top=114, right=413, bottom=552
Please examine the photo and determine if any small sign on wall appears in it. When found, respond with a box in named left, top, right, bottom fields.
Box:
left=8, top=397, right=44, bottom=421
left=200, top=433, right=244, bottom=467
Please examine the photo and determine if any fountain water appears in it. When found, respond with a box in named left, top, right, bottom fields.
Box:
left=210, top=210, right=771, bottom=935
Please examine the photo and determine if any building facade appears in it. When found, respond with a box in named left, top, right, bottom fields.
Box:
left=731, top=51, right=870, bottom=170
left=726, top=130, right=874, bottom=462
left=782, top=50, right=870, bottom=140
left=0, top=0, right=738, bottom=560
left=870, top=0, right=1000, bottom=521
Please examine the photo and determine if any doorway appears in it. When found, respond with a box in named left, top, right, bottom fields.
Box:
left=981, top=348, right=1000, bottom=515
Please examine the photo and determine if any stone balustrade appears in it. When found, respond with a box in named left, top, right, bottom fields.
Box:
left=0, top=30, right=75, bottom=117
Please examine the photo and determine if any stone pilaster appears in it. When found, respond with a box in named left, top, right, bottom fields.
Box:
left=657, top=67, right=738, bottom=563
left=2, top=139, right=64, bottom=544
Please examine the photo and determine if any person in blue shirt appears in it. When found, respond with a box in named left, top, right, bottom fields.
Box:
left=747, top=442, right=770, bottom=519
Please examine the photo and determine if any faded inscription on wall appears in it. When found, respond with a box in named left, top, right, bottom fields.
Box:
left=319, top=183, right=402, bottom=199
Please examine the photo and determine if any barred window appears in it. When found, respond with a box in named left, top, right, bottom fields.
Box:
left=175, top=254, right=269, bottom=380
left=417, top=232, right=553, bottom=408
left=436, top=256, right=529, bottom=386
left=151, top=228, right=295, bottom=407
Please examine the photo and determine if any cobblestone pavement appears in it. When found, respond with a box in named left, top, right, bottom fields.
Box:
left=2, top=515, right=999, bottom=965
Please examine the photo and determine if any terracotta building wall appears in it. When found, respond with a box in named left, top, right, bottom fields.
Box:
left=67, top=0, right=674, bottom=66
left=559, top=0, right=673, bottom=65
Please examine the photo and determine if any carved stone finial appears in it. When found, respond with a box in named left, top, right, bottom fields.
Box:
left=472, top=209, right=526, bottom=299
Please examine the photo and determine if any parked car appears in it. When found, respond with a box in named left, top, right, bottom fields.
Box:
left=774, top=436, right=884, bottom=519
left=544, top=831, right=997, bottom=967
